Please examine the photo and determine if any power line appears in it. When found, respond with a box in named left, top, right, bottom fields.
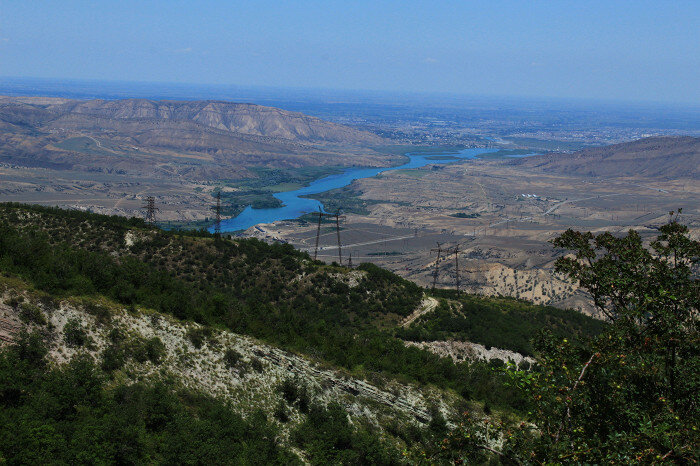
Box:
left=454, top=244, right=460, bottom=297
left=334, top=210, right=345, bottom=265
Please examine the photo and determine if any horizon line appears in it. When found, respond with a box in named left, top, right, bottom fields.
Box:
left=2, top=75, right=699, bottom=111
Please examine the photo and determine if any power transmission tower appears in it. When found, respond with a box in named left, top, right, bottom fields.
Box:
left=311, top=209, right=345, bottom=265
left=333, top=210, right=345, bottom=266
left=347, top=253, right=353, bottom=268
left=313, top=208, right=323, bottom=260
left=454, top=244, right=460, bottom=298
left=211, top=191, right=222, bottom=236
left=142, top=196, right=158, bottom=225
left=430, top=242, right=443, bottom=291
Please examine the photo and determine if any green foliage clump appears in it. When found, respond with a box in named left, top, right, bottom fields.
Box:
left=83, top=301, right=112, bottom=325
left=131, top=336, right=167, bottom=364
left=250, top=357, right=264, bottom=372
left=18, top=302, right=46, bottom=326
left=273, top=399, right=289, bottom=423
left=101, top=329, right=166, bottom=371
left=223, top=348, right=243, bottom=369
left=279, top=377, right=311, bottom=414
left=0, top=332, right=298, bottom=464
left=292, top=403, right=400, bottom=465
left=63, top=318, right=91, bottom=348
left=398, top=294, right=606, bottom=356
left=443, top=216, right=699, bottom=464
left=186, top=327, right=213, bottom=349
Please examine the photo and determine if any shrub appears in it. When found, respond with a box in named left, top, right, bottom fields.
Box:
left=129, top=336, right=166, bottom=364
left=63, top=317, right=90, bottom=347
left=428, top=405, right=447, bottom=436
left=84, top=302, right=111, bottom=325
left=223, top=348, right=242, bottom=369
left=274, top=400, right=289, bottom=423
left=144, top=337, right=166, bottom=364
left=279, top=377, right=311, bottom=413
left=250, top=357, right=264, bottom=372
left=186, top=327, right=212, bottom=349
left=101, top=344, right=126, bottom=371
left=19, top=302, right=46, bottom=325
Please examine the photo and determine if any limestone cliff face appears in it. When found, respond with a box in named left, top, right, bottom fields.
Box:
left=47, top=98, right=384, bottom=144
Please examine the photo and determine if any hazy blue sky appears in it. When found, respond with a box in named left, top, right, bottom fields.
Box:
left=1, top=1, right=698, bottom=104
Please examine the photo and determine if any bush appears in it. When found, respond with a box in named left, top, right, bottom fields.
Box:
left=428, top=405, right=447, bottom=436
left=279, top=377, right=311, bottom=413
left=293, top=403, right=399, bottom=465
left=250, top=357, right=264, bottom=372
left=101, top=344, right=126, bottom=371
left=186, top=327, right=212, bottom=349
left=83, top=302, right=111, bottom=325
left=274, top=399, right=289, bottom=423
left=63, top=318, right=90, bottom=348
left=223, top=348, right=242, bottom=369
left=144, top=337, right=166, bottom=364
left=19, top=302, right=46, bottom=325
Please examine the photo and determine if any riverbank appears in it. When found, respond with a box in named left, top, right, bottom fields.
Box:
left=217, top=147, right=497, bottom=232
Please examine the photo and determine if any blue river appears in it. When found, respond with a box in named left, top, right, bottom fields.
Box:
left=217, top=147, right=497, bottom=232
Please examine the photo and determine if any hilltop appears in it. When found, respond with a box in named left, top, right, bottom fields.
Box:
left=0, top=96, right=392, bottom=181
left=0, top=96, right=384, bottom=145
left=513, top=136, right=700, bottom=179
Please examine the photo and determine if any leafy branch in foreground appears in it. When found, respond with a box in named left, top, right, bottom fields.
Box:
left=441, top=216, right=699, bottom=464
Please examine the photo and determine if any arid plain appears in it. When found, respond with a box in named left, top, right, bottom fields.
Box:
left=253, top=146, right=700, bottom=316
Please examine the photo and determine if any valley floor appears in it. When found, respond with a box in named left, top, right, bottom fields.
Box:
left=252, top=159, right=700, bottom=315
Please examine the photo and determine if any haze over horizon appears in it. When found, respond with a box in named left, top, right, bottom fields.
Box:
left=2, top=1, right=699, bottom=106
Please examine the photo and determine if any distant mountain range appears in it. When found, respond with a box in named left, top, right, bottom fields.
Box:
left=515, top=136, right=699, bottom=179
left=0, top=96, right=389, bottom=180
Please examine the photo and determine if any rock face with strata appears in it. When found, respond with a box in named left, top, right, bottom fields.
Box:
left=406, top=339, right=534, bottom=367
left=0, top=285, right=457, bottom=440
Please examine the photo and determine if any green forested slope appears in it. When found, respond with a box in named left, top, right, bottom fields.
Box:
left=2, top=203, right=693, bottom=463
left=398, top=291, right=607, bottom=356
left=0, top=203, right=603, bottom=410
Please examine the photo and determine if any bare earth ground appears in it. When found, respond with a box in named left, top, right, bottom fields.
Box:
left=0, top=163, right=223, bottom=222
